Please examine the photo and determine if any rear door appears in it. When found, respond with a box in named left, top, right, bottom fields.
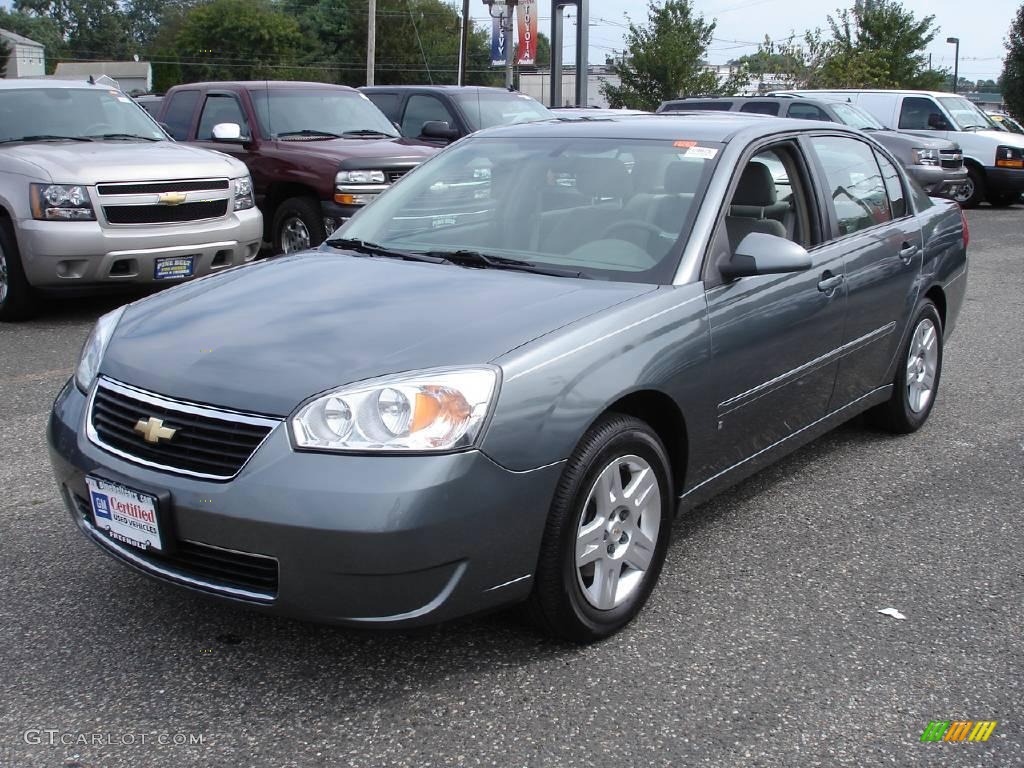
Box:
left=805, top=134, right=922, bottom=408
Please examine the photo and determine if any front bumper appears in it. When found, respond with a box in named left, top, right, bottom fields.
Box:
left=984, top=166, right=1024, bottom=194
left=906, top=165, right=969, bottom=197
left=18, top=208, right=263, bottom=289
left=47, top=381, right=562, bottom=627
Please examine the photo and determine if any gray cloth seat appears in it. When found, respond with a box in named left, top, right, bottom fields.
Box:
left=725, top=163, right=788, bottom=252
left=625, top=159, right=700, bottom=231
left=542, top=158, right=633, bottom=254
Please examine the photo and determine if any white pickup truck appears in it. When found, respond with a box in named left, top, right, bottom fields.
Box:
left=0, top=79, right=263, bottom=320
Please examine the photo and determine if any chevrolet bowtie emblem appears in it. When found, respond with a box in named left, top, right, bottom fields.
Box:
left=134, top=417, right=177, bottom=444
left=157, top=191, right=187, bottom=206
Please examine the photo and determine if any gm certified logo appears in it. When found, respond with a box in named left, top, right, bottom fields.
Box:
left=134, top=417, right=177, bottom=444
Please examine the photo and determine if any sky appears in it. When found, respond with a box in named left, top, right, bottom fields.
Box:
left=516, top=0, right=1018, bottom=82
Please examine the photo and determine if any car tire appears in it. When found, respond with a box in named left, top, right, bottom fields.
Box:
left=272, top=197, right=324, bottom=255
left=526, top=413, right=673, bottom=643
left=986, top=191, right=1017, bottom=207
left=951, top=165, right=985, bottom=208
left=866, top=300, right=943, bottom=434
left=0, top=217, right=36, bottom=321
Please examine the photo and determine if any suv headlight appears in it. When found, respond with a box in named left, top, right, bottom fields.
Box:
left=995, top=145, right=1024, bottom=169
left=75, top=305, right=126, bottom=392
left=233, top=176, right=255, bottom=210
left=336, top=170, right=386, bottom=185
left=911, top=148, right=940, bottom=166
left=291, top=367, right=498, bottom=452
left=30, top=183, right=96, bottom=221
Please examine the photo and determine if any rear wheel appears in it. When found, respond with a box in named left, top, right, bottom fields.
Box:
left=272, top=197, right=324, bottom=255
left=0, top=218, right=35, bottom=321
left=527, top=414, right=673, bottom=643
left=951, top=165, right=985, bottom=208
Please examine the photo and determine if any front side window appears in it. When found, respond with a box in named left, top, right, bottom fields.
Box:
left=811, top=136, right=892, bottom=237
left=453, top=91, right=553, bottom=131
left=898, top=96, right=948, bottom=131
left=197, top=94, right=250, bottom=140
left=336, top=136, right=723, bottom=284
left=0, top=87, right=167, bottom=143
left=401, top=95, right=457, bottom=137
left=249, top=88, right=398, bottom=140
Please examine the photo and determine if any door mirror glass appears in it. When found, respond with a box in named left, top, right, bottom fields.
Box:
left=420, top=120, right=459, bottom=141
left=721, top=232, right=812, bottom=279
left=212, top=122, right=244, bottom=142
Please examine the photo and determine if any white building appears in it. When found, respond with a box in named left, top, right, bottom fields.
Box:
left=53, top=61, right=153, bottom=94
left=0, top=28, right=45, bottom=78
left=519, top=66, right=622, bottom=108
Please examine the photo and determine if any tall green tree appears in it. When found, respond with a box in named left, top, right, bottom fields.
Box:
left=1004, top=2, right=1024, bottom=120
left=16, top=0, right=132, bottom=60
left=601, top=0, right=745, bottom=110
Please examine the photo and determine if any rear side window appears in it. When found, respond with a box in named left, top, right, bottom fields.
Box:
left=740, top=102, right=780, bottom=116
left=197, top=94, right=250, bottom=140
left=365, top=92, right=401, bottom=122
left=787, top=103, right=829, bottom=121
left=874, top=150, right=907, bottom=218
left=162, top=89, right=200, bottom=140
left=811, top=135, right=893, bottom=236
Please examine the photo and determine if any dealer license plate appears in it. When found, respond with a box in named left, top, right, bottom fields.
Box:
left=86, top=476, right=163, bottom=552
left=154, top=255, right=195, bottom=280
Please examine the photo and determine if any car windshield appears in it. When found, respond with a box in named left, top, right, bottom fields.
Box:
left=0, top=87, right=165, bottom=143
left=334, top=136, right=722, bottom=283
left=453, top=91, right=554, bottom=131
left=991, top=114, right=1024, bottom=134
left=938, top=97, right=999, bottom=131
left=249, top=89, right=399, bottom=139
left=829, top=102, right=885, bottom=130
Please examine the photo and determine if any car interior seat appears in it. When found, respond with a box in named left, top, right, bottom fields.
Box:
left=725, top=162, right=788, bottom=252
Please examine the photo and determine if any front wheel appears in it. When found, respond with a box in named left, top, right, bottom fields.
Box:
left=527, top=414, right=673, bottom=643
left=272, top=197, right=324, bottom=255
left=0, top=218, right=35, bottom=321
left=866, top=300, right=943, bottom=433
left=951, top=166, right=985, bottom=209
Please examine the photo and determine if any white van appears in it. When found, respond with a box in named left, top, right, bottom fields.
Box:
left=775, top=90, right=1024, bottom=208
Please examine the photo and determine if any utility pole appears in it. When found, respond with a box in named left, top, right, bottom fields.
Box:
left=458, top=0, right=470, bottom=85
left=367, top=0, right=376, bottom=86
left=504, top=7, right=514, bottom=89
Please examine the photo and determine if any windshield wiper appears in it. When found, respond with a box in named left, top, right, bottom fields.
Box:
left=0, top=134, right=94, bottom=143
left=327, top=237, right=446, bottom=263
left=421, top=249, right=587, bottom=278
left=341, top=129, right=397, bottom=138
left=88, top=133, right=160, bottom=141
left=276, top=129, right=343, bottom=139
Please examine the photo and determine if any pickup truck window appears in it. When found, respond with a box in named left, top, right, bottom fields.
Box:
left=249, top=89, right=399, bottom=140
left=811, top=136, right=893, bottom=236
left=163, top=90, right=200, bottom=140
left=452, top=91, right=553, bottom=131
left=401, top=95, right=458, bottom=137
left=197, top=94, right=250, bottom=140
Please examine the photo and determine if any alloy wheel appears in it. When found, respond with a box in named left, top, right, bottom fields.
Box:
left=575, top=454, right=661, bottom=610
left=906, top=318, right=939, bottom=413
left=952, top=178, right=974, bottom=205
left=281, top=217, right=311, bottom=254
left=0, top=244, right=8, bottom=305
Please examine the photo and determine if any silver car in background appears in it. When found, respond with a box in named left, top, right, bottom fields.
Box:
left=0, top=79, right=263, bottom=320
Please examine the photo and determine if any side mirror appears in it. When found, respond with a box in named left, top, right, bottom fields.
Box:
left=212, top=122, right=246, bottom=142
left=927, top=113, right=952, bottom=131
left=720, top=232, right=812, bottom=280
left=420, top=120, right=459, bottom=142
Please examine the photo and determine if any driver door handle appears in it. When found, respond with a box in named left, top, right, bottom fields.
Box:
left=899, top=243, right=919, bottom=264
left=817, top=272, right=844, bottom=294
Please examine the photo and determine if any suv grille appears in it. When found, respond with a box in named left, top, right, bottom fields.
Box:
left=88, top=378, right=280, bottom=480
left=940, top=151, right=964, bottom=170
left=97, top=180, right=230, bottom=195
left=71, top=493, right=279, bottom=598
left=103, top=200, right=228, bottom=225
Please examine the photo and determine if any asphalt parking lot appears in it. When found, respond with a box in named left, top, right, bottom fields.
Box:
left=0, top=208, right=1021, bottom=768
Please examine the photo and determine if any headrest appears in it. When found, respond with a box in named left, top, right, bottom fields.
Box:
left=664, top=160, right=703, bottom=194
left=575, top=158, right=631, bottom=200
left=732, top=162, right=777, bottom=207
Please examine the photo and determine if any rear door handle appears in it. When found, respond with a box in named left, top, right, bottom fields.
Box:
left=817, top=272, right=844, bottom=294
left=899, top=243, right=919, bottom=264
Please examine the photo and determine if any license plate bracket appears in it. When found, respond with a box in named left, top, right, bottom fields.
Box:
left=154, top=255, right=196, bottom=280
left=85, top=475, right=173, bottom=553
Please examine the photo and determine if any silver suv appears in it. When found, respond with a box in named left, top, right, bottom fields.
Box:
left=0, top=79, right=263, bottom=320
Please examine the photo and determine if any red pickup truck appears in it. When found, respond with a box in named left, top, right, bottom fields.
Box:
left=157, top=81, right=438, bottom=253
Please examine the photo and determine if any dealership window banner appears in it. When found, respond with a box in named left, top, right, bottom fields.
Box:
left=516, top=0, right=537, bottom=65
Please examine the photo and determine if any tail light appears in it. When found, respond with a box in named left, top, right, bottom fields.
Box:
left=960, top=206, right=969, bottom=249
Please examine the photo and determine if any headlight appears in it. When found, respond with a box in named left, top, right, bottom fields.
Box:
left=995, top=145, right=1024, bottom=169
left=336, top=170, right=386, bottom=185
left=30, top=183, right=95, bottom=221
left=911, top=148, right=940, bottom=166
left=232, top=176, right=255, bottom=210
left=75, top=305, right=126, bottom=392
left=291, top=367, right=499, bottom=452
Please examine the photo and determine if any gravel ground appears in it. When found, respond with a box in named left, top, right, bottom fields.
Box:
left=0, top=208, right=1020, bottom=767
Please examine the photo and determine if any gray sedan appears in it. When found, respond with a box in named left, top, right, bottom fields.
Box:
left=47, top=115, right=968, bottom=642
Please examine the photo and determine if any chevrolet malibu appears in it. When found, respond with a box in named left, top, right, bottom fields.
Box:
left=48, top=115, right=967, bottom=642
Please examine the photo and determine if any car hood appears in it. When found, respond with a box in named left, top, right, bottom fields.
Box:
left=3, top=140, right=246, bottom=184
left=269, top=137, right=438, bottom=167
left=100, top=252, right=655, bottom=416
left=873, top=130, right=957, bottom=151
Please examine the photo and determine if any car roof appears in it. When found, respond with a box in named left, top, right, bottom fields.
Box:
left=662, top=95, right=837, bottom=107
left=777, top=89, right=965, bottom=98
left=170, top=81, right=358, bottom=92
left=361, top=85, right=515, bottom=93
left=0, top=78, right=120, bottom=90
left=474, top=112, right=853, bottom=143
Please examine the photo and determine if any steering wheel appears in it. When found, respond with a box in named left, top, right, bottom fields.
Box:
left=602, top=219, right=665, bottom=241
left=83, top=123, right=114, bottom=137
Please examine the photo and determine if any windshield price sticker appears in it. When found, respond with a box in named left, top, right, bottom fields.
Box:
left=685, top=146, right=718, bottom=160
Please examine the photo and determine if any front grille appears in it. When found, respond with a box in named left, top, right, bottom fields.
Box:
left=89, top=378, right=279, bottom=480
left=386, top=168, right=412, bottom=184
left=97, top=179, right=230, bottom=195
left=940, top=151, right=964, bottom=170
left=103, top=200, right=228, bottom=225
left=72, top=493, right=279, bottom=597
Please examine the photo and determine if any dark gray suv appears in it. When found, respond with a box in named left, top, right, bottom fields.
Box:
left=658, top=96, right=967, bottom=198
